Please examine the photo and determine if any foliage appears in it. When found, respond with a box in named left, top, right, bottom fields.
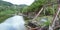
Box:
left=22, top=0, right=57, bottom=15
left=0, top=0, right=27, bottom=23
left=22, top=0, right=48, bottom=12
left=0, top=0, right=13, bottom=6
left=0, top=0, right=58, bottom=27
left=22, top=0, right=58, bottom=27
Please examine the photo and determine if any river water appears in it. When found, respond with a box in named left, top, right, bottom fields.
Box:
left=0, top=15, right=27, bottom=30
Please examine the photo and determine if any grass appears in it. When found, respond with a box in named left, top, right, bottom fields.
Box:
left=0, top=10, right=15, bottom=23
left=0, top=15, right=12, bottom=23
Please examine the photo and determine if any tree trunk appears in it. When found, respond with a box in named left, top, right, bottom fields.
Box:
left=49, top=0, right=60, bottom=30
left=32, top=7, right=44, bottom=21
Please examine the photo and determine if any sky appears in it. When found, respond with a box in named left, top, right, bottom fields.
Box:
left=3, top=0, right=35, bottom=5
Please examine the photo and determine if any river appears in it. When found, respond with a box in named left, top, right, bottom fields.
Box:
left=0, top=15, right=27, bottom=30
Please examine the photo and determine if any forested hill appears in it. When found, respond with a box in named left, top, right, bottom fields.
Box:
left=0, top=0, right=28, bottom=23
left=19, top=4, right=28, bottom=8
left=0, top=0, right=28, bottom=6
left=0, top=0, right=13, bottom=6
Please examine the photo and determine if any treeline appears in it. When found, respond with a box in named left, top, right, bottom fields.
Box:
left=0, top=0, right=58, bottom=23
left=0, top=0, right=27, bottom=23
left=22, top=0, right=58, bottom=16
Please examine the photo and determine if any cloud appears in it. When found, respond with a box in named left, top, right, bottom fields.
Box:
left=3, top=0, right=34, bottom=5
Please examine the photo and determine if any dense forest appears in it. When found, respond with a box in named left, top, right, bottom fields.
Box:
left=0, top=0, right=60, bottom=30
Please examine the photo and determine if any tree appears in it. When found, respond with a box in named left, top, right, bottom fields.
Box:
left=49, top=0, right=60, bottom=30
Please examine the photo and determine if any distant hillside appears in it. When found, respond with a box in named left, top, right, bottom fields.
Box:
left=19, top=4, right=27, bottom=7
left=0, top=0, right=13, bottom=6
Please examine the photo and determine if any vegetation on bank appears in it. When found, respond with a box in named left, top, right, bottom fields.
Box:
left=0, top=0, right=28, bottom=23
left=0, top=0, right=60, bottom=30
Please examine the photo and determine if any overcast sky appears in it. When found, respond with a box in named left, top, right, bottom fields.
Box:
left=3, top=0, right=35, bottom=5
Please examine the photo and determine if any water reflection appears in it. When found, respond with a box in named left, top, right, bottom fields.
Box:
left=0, top=15, right=26, bottom=30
